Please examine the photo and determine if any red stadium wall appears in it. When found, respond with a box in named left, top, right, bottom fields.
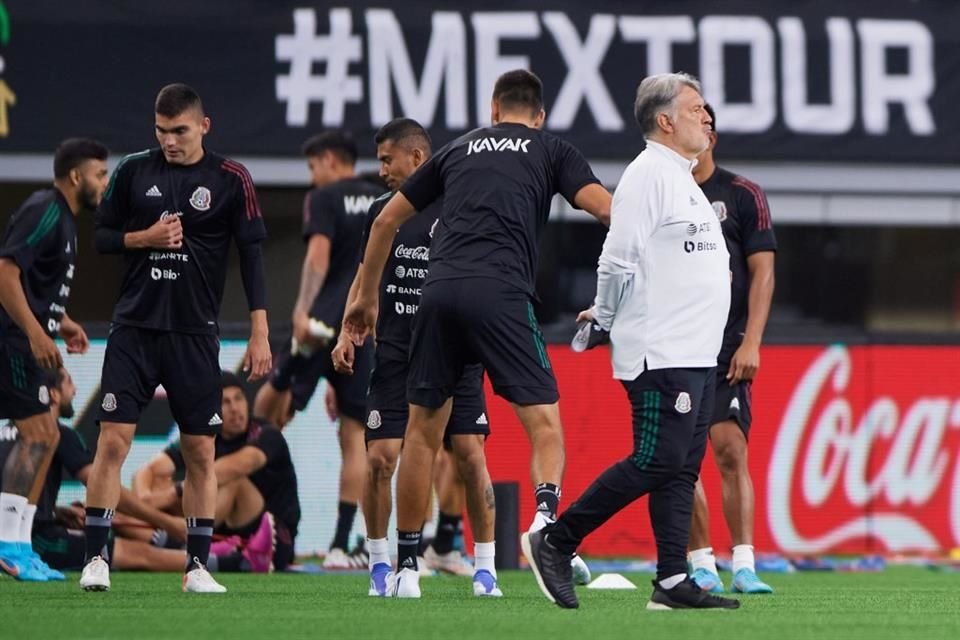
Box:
left=482, top=344, right=960, bottom=557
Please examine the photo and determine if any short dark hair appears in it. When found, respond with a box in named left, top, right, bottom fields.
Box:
left=155, top=83, right=204, bottom=118
left=705, top=103, right=716, bottom=131
left=53, top=138, right=108, bottom=179
left=492, top=69, right=543, bottom=116
left=374, top=118, right=431, bottom=153
left=221, top=370, right=244, bottom=392
left=301, top=130, right=357, bottom=165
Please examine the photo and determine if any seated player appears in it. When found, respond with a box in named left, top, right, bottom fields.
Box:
left=134, top=371, right=300, bottom=572
left=0, top=367, right=206, bottom=578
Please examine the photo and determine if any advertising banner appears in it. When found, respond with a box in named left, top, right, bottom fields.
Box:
left=1, top=1, right=957, bottom=163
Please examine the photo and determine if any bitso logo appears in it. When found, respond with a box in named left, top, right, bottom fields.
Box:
left=190, top=186, right=212, bottom=211
left=367, top=410, right=382, bottom=430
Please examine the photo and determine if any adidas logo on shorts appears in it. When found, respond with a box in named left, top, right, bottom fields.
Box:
left=476, top=413, right=488, bottom=425
left=208, top=414, right=223, bottom=426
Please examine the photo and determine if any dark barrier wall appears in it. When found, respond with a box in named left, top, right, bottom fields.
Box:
left=0, top=1, right=957, bottom=162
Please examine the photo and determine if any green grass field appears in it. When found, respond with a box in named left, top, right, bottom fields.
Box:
left=3, top=567, right=960, bottom=640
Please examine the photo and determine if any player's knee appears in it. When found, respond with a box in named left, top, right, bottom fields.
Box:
left=367, top=448, right=398, bottom=480
left=713, top=439, right=747, bottom=475
left=97, top=431, right=132, bottom=466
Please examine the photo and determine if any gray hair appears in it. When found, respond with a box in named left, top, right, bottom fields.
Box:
left=633, top=72, right=702, bottom=137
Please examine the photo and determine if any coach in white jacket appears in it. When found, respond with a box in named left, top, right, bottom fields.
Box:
left=523, top=73, right=738, bottom=611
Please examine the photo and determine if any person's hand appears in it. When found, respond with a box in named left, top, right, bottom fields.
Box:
left=342, top=296, right=378, bottom=346
left=576, top=307, right=595, bottom=324
left=55, top=503, right=85, bottom=529
left=243, top=332, right=272, bottom=381
left=28, top=328, right=62, bottom=369
left=331, top=335, right=356, bottom=375
left=144, top=215, right=183, bottom=249
left=59, top=317, right=89, bottom=354
left=727, top=341, right=760, bottom=385
left=292, top=310, right=311, bottom=346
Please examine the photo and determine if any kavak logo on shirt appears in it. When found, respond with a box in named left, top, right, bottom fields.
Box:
left=190, top=186, right=212, bottom=211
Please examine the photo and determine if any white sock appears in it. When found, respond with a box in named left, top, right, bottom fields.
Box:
left=474, top=541, right=496, bottom=577
left=659, top=573, right=686, bottom=590
left=0, top=493, right=28, bottom=543
left=367, top=537, right=390, bottom=569
left=732, top=544, right=755, bottom=573
left=18, top=504, right=37, bottom=546
left=689, top=547, right=718, bottom=574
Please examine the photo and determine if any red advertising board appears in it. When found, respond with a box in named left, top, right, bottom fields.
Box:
left=483, top=344, right=960, bottom=557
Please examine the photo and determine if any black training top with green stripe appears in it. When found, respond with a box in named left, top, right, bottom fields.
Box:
left=95, top=148, right=266, bottom=334
left=0, top=189, right=76, bottom=344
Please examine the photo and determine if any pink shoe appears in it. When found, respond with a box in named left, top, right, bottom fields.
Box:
left=210, top=536, right=241, bottom=557
left=242, top=512, right=276, bottom=573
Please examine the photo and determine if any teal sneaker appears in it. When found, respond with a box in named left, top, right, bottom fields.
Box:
left=732, top=568, right=773, bottom=594
left=690, top=567, right=724, bottom=593
left=0, top=541, right=48, bottom=582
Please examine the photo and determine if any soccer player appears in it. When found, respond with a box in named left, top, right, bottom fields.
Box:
left=688, top=104, right=776, bottom=595
left=342, top=70, right=611, bottom=595
left=134, top=371, right=300, bottom=573
left=522, top=73, right=740, bottom=610
left=0, top=138, right=107, bottom=581
left=253, top=131, right=381, bottom=569
left=81, top=83, right=272, bottom=593
left=3, top=367, right=204, bottom=574
left=331, top=118, right=499, bottom=598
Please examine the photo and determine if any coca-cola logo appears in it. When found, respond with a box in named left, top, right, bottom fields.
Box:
left=394, top=244, right=429, bottom=261
left=768, top=346, right=957, bottom=552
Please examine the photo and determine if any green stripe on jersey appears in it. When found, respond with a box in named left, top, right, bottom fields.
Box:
left=104, top=149, right=150, bottom=200
left=25, top=202, right=60, bottom=247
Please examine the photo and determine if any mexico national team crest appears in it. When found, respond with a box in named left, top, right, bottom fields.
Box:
left=102, top=392, right=118, bottom=412
left=367, top=410, right=382, bottom=430
left=190, top=186, right=212, bottom=211
left=712, top=200, right=727, bottom=222
left=675, top=392, right=692, bottom=414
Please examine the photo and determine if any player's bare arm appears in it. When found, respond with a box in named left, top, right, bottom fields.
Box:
left=331, top=270, right=362, bottom=374
left=727, top=250, right=775, bottom=384
left=213, top=447, right=268, bottom=486
left=343, top=192, right=417, bottom=342
left=292, top=234, right=331, bottom=345
left=0, top=257, right=61, bottom=369
left=574, top=183, right=612, bottom=227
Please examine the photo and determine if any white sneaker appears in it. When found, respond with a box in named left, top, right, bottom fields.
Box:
left=182, top=558, right=227, bottom=593
left=387, top=567, right=421, bottom=598
left=527, top=511, right=555, bottom=533
left=416, top=556, right=436, bottom=578
left=571, top=553, right=592, bottom=585
left=422, top=546, right=473, bottom=577
left=79, top=556, right=110, bottom=592
left=322, top=547, right=366, bottom=570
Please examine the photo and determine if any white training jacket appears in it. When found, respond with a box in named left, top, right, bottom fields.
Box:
left=593, top=140, right=731, bottom=380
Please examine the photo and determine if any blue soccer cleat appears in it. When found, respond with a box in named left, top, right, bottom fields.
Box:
left=472, top=569, right=503, bottom=597
left=732, top=568, right=774, bottom=594
left=690, top=567, right=724, bottom=593
left=368, top=562, right=391, bottom=597
left=24, top=547, right=65, bottom=581
left=0, top=541, right=48, bottom=582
